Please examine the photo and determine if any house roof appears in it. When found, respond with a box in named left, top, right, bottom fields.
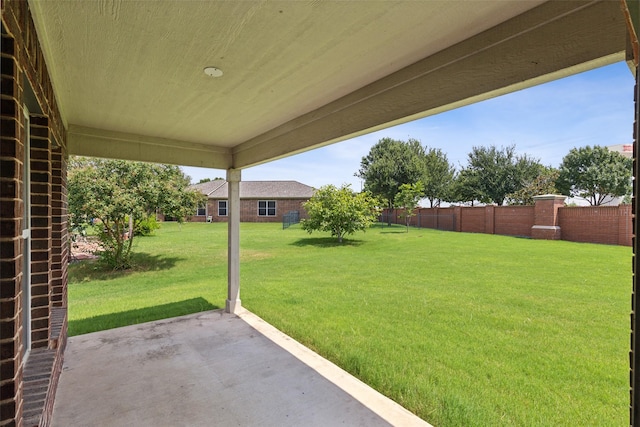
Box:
left=190, top=180, right=227, bottom=197
left=191, top=181, right=315, bottom=199
left=27, top=1, right=627, bottom=171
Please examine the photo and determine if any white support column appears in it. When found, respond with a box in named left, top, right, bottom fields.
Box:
left=226, top=168, right=242, bottom=313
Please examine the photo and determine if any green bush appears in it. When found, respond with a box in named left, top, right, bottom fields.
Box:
left=134, top=216, right=160, bottom=236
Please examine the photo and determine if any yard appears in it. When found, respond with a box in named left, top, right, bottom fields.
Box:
left=69, top=222, right=630, bottom=426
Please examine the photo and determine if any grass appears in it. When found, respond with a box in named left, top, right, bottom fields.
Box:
left=69, top=222, right=630, bottom=426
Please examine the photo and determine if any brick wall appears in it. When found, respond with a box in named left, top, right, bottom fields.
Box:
left=559, top=205, right=632, bottom=246
left=460, top=207, right=488, bottom=233
left=1, top=28, right=27, bottom=427
left=190, top=198, right=309, bottom=223
left=416, top=207, right=457, bottom=230
left=1, top=3, right=69, bottom=426
left=29, top=115, right=51, bottom=351
left=494, top=206, right=535, bottom=237
left=382, top=203, right=632, bottom=246
left=51, top=149, right=67, bottom=308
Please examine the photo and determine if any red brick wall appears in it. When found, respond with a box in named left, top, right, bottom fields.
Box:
left=416, top=207, right=457, bottom=230
left=382, top=204, right=632, bottom=246
left=29, top=115, right=51, bottom=350
left=559, top=205, right=632, bottom=246
left=51, top=148, right=68, bottom=308
left=1, top=3, right=69, bottom=426
left=494, top=206, right=535, bottom=237
left=460, top=207, right=487, bottom=233
left=1, top=28, right=27, bottom=427
left=190, top=198, right=309, bottom=223
left=388, top=207, right=458, bottom=230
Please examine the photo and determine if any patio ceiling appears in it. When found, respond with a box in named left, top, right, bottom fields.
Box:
left=29, top=0, right=626, bottom=170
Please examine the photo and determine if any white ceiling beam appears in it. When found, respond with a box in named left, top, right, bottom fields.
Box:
left=67, top=125, right=232, bottom=169
left=232, top=0, right=626, bottom=169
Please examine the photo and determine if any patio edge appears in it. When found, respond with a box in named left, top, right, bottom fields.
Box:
left=236, top=308, right=432, bottom=427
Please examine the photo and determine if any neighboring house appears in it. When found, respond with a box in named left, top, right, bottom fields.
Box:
left=188, top=180, right=315, bottom=223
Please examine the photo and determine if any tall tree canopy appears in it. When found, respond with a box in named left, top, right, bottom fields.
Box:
left=68, top=157, right=203, bottom=269
left=356, top=138, right=426, bottom=217
left=507, top=166, right=559, bottom=205
left=460, top=145, right=542, bottom=205
left=422, top=147, right=455, bottom=207
left=448, top=169, right=480, bottom=206
left=556, top=145, right=632, bottom=205
left=301, top=185, right=380, bottom=243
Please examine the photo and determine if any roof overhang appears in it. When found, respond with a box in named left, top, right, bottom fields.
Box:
left=28, top=0, right=627, bottom=170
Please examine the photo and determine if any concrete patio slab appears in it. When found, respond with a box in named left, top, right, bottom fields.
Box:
left=52, top=309, right=431, bottom=427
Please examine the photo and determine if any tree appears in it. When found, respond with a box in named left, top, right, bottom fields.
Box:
left=68, top=157, right=203, bottom=269
left=507, top=167, right=559, bottom=205
left=461, top=145, right=542, bottom=205
left=394, top=182, right=424, bottom=231
left=422, top=147, right=455, bottom=207
left=556, top=145, right=632, bottom=205
left=447, top=169, right=480, bottom=206
left=197, top=177, right=224, bottom=184
left=301, top=184, right=380, bottom=243
left=356, top=138, right=425, bottom=224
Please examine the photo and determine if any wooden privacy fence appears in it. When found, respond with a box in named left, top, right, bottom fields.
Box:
left=382, top=196, right=632, bottom=246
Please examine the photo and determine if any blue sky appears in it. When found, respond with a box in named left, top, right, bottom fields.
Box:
left=183, top=61, right=635, bottom=189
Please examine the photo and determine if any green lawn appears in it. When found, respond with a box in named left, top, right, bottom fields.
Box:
left=69, top=222, right=630, bottom=426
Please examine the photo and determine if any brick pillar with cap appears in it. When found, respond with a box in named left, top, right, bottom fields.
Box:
left=531, top=194, right=566, bottom=240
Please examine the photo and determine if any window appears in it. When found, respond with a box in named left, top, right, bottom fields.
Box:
left=218, top=200, right=227, bottom=216
left=258, top=200, right=276, bottom=216
left=196, top=202, right=206, bottom=216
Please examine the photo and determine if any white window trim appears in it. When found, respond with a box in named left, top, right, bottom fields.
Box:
left=258, top=200, right=277, bottom=217
left=218, top=200, right=228, bottom=217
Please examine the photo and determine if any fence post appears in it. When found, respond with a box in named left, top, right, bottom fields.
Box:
left=453, top=206, right=462, bottom=232
left=619, top=204, right=632, bottom=246
left=531, top=194, right=566, bottom=240
left=485, top=205, right=495, bottom=234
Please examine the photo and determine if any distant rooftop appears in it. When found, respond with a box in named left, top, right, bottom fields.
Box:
left=190, top=180, right=315, bottom=199
left=608, top=144, right=633, bottom=159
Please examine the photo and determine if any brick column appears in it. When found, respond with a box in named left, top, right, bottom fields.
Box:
left=453, top=206, right=462, bottom=232
left=531, top=194, right=566, bottom=240
left=484, top=205, right=495, bottom=234
left=618, top=205, right=632, bottom=247
left=51, top=147, right=68, bottom=309
left=29, top=115, right=51, bottom=350
left=0, top=31, right=26, bottom=427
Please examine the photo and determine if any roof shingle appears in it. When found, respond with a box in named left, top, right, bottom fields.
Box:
left=190, top=180, right=315, bottom=199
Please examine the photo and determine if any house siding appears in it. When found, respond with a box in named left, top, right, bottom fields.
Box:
left=190, top=199, right=309, bottom=223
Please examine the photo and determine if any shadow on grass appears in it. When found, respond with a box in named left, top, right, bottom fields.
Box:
left=69, top=297, right=219, bottom=336
left=69, top=252, right=185, bottom=282
left=291, top=237, right=364, bottom=247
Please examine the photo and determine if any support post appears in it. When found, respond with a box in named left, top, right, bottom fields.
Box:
left=225, top=169, right=241, bottom=313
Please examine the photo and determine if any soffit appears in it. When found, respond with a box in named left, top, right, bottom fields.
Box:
left=27, top=1, right=626, bottom=169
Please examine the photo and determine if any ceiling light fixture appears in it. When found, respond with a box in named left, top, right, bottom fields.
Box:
left=204, top=67, right=223, bottom=78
